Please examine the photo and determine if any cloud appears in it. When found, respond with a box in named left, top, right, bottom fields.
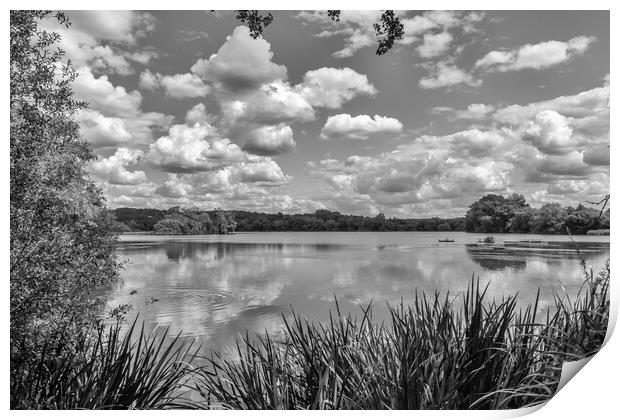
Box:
left=234, top=157, right=291, bottom=184
left=535, top=151, right=590, bottom=176
left=416, top=32, right=453, bottom=58
left=139, top=69, right=160, bottom=90
left=476, top=36, right=596, bottom=72
left=430, top=103, right=496, bottom=120
left=89, top=148, right=148, bottom=185
left=438, top=129, right=508, bottom=158
left=185, top=103, right=212, bottom=126
left=456, top=104, right=496, bottom=120
left=308, top=140, right=513, bottom=212
left=147, top=123, right=246, bottom=173
left=74, top=67, right=174, bottom=148
left=492, top=84, right=609, bottom=126
left=74, top=67, right=142, bottom=117
left=66, top=11, right=155, bottom=44
left=191, top=26, right=287, bottom=91
left=239, top=125, right=296, bottom=155
left=419, top=62, right=482, bottom=90
left=41, top=11, right=158, bottom=75
left=547, top=179, right=608, bottom=196
left=521, top=110, right=576, bottom=155
left=77, top=110, right=133, bottom=148
left=321, top=114, right=403, bottom=140
left=138, top=70, right=209, bottom=98
left=295, top=67, right=377, bottom=109
left=582, top=146, right=610, bottom=166
left=297, top=10, right=382, bottom=58
left=221, top=81, right=315, bottom=127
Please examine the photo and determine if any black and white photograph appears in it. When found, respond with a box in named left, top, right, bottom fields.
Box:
left=7, top=5, right=613, bottom=412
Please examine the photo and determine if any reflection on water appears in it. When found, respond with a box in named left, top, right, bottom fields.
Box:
left=98, top=232, right=609, bottom=354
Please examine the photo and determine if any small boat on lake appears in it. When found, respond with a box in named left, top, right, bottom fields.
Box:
left=438, top=238, right=455, bottom=242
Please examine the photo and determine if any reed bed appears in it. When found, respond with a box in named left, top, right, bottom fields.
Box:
left=11, top=319, right=200, bottom=409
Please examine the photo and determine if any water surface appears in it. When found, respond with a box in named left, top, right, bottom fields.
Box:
left=99, top=232, right=609, bottom=353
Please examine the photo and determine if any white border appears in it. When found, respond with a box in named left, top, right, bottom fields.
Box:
left=2, top=2, right=616, bottom=419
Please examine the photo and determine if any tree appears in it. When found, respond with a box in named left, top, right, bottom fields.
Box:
left=213, top=209, right=237, bottom=234
left=532, top=203, right=567, bottom=234
left=10, top=11, right=119, bottom=405
left=154, top=218, right=187, bottom=234
left=465, top=194, right=529, bottom=233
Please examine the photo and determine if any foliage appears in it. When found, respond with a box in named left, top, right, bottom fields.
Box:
left=153, top=207, right=237, bottom=235
left=234, top=10, right=274, bottom=39
left=466, top=194, right=609, bottom=234
left=373, top=10, right=405, bottom=55
left=10, top=10, right=120, bottom=404
left=193, top=263, right=609, bottom=410
left=98, top=210, right=131, bottom=233
left=114, top=207, right=164, bottom=231
left=11, top=319, right=199, bottom=409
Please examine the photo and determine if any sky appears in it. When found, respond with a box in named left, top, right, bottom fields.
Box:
left=43, top=10, right=610, bottom=217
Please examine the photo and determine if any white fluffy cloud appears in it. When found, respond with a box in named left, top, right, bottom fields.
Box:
left=321, top=114, right=403, bottom=140
left=535, top=151, right=591, bottom=176
left=139, top=70, right=209, bottom=98
left=74, top=67, right=173, bottom=148
left=185, top=103, right=212, bottom=126
left=492, top=85, right=609, bottom=126
left=74, top=67, right=142, bottom=117
left=77, top=110, right=133, bottom=148
left=240, top=125, right=296, bottom=155
left=90, top=148, right=148, bottom=185
left=191, top=26, right=287, bottom=91
left=295, top=67, right=377, bottom=109
left=417, top=32, right=453, bottom=58
left=419, top=61, right=482, bottom=90
left=188, top=26, right=379, bottom=156
left=221, top=81, right=315, bottom=127
left=476, top=36, right=596, bottom=72
left=41, top=11, right=158, bottom=75
left=521, top=110, right=576, bottom=155
left=148, top=123, right=246, bottom=173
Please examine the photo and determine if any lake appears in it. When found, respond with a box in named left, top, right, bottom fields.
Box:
left=99, top=232, right=609, bottom=353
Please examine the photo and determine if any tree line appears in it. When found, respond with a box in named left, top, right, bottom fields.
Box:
left=465, top=194, right=610, bottom=235
left=108, top=207, right=467, bottom=233
left=107, top=194, right=609, bottom=236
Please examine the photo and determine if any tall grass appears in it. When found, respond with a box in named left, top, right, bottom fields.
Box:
left=192, top=262, right=610, bottom=410
left=11, top=318, right=200, bottom=409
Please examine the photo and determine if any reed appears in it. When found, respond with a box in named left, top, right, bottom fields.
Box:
left=11, top=318, right=200, bottom=409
